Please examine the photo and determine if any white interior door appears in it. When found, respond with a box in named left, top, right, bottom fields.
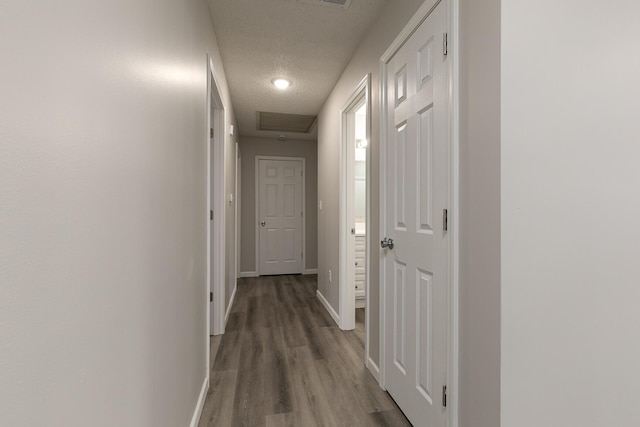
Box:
left=258, top=159, right=303, bottom=275
left=382, top=2, right=449, bottom=426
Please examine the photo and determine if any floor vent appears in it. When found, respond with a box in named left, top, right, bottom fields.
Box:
left=298, top=0, right=351, bottom=9
left=257, top=111, right=317, bottom=133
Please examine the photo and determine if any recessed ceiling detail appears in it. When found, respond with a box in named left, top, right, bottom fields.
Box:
left=258, top=111, right=317, bottom=133
left=298, top=0, right=352, bottom=9
left=207, top=0, right=386, bottom=140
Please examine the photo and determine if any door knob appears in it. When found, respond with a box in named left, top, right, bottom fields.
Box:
left=260, top=221, right=266, bottom=226
left=380, top=237, right=394, bottom=250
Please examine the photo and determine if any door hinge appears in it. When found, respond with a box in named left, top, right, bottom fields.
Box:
left=443, top=33, right=448, bottom=56
left=442, top=385, right=447, bottom=407
left=210, top=292, right=213, bottom=302
left=443, top=208, right=448, bottom=231
left=210, top=128, right=213, bottom=138
left=210, top=210, right=213, bottom=221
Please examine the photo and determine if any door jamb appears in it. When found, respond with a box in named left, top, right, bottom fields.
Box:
left=207, top=55, right=226, bottom=341
left=378, top=1, right=459, bottom=426
left=338, top=74, right=371, bottom=337
left=254, top=156, right=306, bottom=276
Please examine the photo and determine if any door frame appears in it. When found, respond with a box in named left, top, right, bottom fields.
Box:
left=338, top=74, right=371, bottom=340
left=378, top=0, right=459, bottom=425
left=207, top=55, right=226, bottom=340
left=236, top=143, right=241, bottom=280
left=254, top=156, right=306, bottom=276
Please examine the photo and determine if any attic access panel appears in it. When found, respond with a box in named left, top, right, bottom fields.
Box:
left=297, top=0, right=352, bottom=9
left=257, top=111, right=318, bottom=133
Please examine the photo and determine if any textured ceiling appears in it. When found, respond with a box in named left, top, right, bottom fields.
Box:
left=207, top=0, right=386, bottom=140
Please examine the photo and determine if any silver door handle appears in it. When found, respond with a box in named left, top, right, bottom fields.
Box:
left=380, top=238, right=394, bottom=250
left=260, top=221, right=266, bottom=226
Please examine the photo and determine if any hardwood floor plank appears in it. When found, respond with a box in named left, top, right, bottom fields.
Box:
left=231, top=329, right=266, bottom=427
left=198, top=370, right=237, bottom=427
left=286, top=346, right=336, bottom=427
left=265, top=412, right=300, bottom=427
left=315, top=359, right=369, bottom=426
left=276, top=300, right=306, bottom=348
left=295, top=306, right=329, bottom=360
left=209, top=335, right=222, bottom=372
left=368, top=409, right=413, bottom=427
left=212, top=331, right=244, bottom=371
left=321, top=326, right=395, bottom=414
left=263, top=326, right=295, bottom=415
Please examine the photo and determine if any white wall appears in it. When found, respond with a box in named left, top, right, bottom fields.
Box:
left=501, top=1, right=640, bottom=425
left=0, top=0, right=235, bottom=425
left=238, top=136, right=318, bottom=274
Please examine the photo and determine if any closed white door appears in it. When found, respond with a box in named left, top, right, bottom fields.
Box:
left=258, top=159, right=303, bottom=275
left=382, top=2, right=449, bottom=426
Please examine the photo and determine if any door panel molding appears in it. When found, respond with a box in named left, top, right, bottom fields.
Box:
left=379, top=0, right=459, bottom=426
left=255, top=156, right=306, bottom=275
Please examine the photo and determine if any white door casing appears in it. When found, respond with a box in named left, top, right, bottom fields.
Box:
left=339, top=74, right=370, bottom=332
left=257, top=158, right=304, bottom=275
left=208, top=56, right=226, bottom=338
left=381, top=1, right=449, bottom=426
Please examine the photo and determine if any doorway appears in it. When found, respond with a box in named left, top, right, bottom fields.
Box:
left=255, top=156, right=305, bottom=276
left=339, top=75, right=371, bottom=360
left=207, top=56, right=226, bottom=337
left=379, top=1, right=457, bottom=426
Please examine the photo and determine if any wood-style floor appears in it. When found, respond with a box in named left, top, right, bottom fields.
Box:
left=199, top=275, right=411, bottom=427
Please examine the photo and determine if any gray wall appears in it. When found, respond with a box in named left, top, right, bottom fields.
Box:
left=459, top=0, right=501, bottom=425
left=317, top=0, right=428, bottom=373
left=0, top=0, right=236, bottom=425
left=239, top=136, right=318, bottom=273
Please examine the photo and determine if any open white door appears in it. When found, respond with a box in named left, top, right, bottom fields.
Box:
left=257, top=158, right=304, bottom=275
left=381, top=1, right=450, bottom=426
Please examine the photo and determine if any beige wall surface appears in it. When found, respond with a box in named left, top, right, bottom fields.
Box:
left=501, top=0, right=640, bottom=425
left=238, top=136, right=318, bottom=273
left=316, top=0, right=426, bottom=367
left=0, top=0, right=235, bottom=425
left=459, top=0, right=501, bottom=426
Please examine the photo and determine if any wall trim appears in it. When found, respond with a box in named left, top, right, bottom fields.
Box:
left=366, top=357, right=381, bottom=384
left=239, top=271, right=258, bottom=278
left=316, top=290, right=340, bottom=326
left=225, top=284, right=237, bottom=325
left=189, top=376, right=209, bottom=427
left=304, top=269, right=318, bottom=275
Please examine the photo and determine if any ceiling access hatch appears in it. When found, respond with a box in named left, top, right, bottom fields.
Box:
left=297, top=0, right=352, bottom=9
left=257, top=111, right=317, bottom=133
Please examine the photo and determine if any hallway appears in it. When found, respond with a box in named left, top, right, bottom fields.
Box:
left=198, top=275, right=410, bottom=427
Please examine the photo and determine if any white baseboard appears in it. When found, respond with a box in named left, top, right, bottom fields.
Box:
left=225, top=284, right=237, bottom=325
left=316, top=290, right=340, bottom=326
left=304, top=268, right=318, bottom=275
left=366, top=356, right=381, bottom=384
left=239, top=271, right=258, bottom=278
left=189, top=376, right=209, bottom=427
